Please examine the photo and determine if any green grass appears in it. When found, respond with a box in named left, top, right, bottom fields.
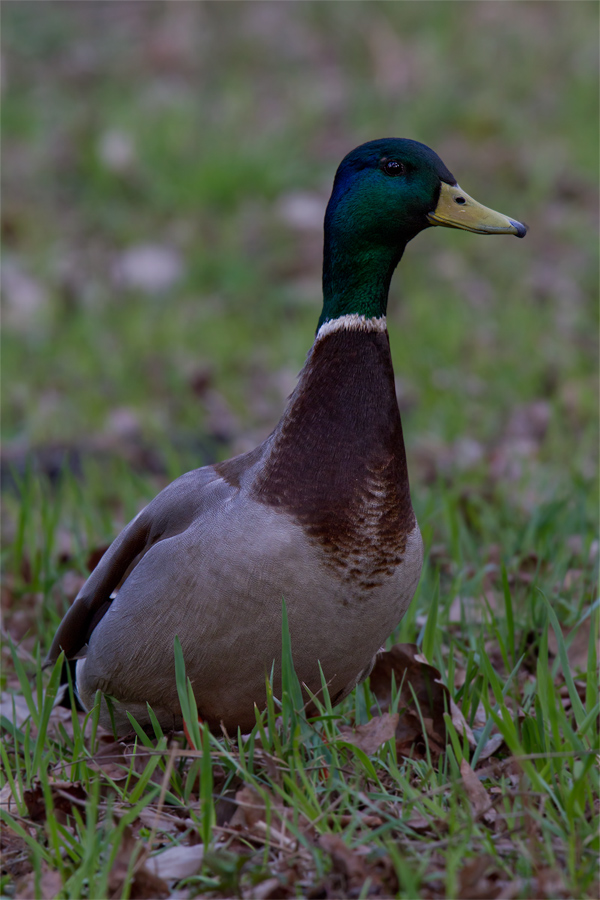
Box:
left=1, top=2, right=598, bottom=898
left=1, top=464, right=597, bottom=898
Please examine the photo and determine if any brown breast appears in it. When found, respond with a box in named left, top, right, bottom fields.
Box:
left=248, top=328, right=415, bottom=591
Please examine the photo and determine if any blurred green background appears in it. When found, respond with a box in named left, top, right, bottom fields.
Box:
left=1, top=1, right=598, bottom=503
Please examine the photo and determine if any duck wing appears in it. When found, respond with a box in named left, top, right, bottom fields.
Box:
left=45, top=465, right=225, bottom=665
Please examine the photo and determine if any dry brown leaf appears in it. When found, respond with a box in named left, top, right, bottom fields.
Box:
left=548, top=617, right=596, bottom=675
left=318, top=833, right=368, bottom=888
left=0, top=781, right=23, bottom=816
left=47, top=704, right=94, bottom=746
left=450, top=698, right=476, bottom=746
left=476, top=733, right=505, bottom=762
left=460, top=759, right=496, bottom=825
left=88, top=737, right=153, bottom=783
left=449, top=699, right=505, bottom=761
left=146, top=843, right=204, bottom=881
left=0, top=692, right=32, bottom=729
left=88, top=739, right=132, bottom=782
left=535, top=867, right=568, bottom=899
left=404, top=814, right=434, bottom=833
left=16, top=863, right=63, bottom=900
left=337, top=712, right=399, bottom=755
left=318, top=833, right=398, bottom=897
left=107, top=825, right=169, bottom=899
left=23, top=781, right=87, bottom=825
left=229, top=784, right=268, bottom=829
left=228, top=782, right=292, bottom=848
left=1, top=823, right=31, bottom=878
left=215, top=785, right=242, bottom=827
left=336, top=812, right=383, bottom=828
left=250, top=875, right=295, bottom=899
left=457, top=854, right=503, bottom=900
left=369, top=643, right=448, bottom=759
left=137, top=807, right=185, bottom=835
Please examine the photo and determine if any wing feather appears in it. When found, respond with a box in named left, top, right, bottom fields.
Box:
left=45, top=466, right=222, bottom=663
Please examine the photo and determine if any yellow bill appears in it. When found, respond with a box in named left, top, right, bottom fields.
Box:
left=428, top=182, right=527, bottom=237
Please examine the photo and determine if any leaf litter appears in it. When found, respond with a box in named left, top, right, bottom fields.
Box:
left=366, top=644, right=505, bottom=762
left=1, top=512, right=595, bottom=897
left=2, top=616, right=596, bottom=899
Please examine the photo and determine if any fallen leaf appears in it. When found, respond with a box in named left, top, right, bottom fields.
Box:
left=318, top=833, right=368, bottom=888
left=16, top=864, right=63, bottom=900
left=337, top=712, right=399, bottom=755
left=250, top=875, right=294, bottom=899
left=535, top=867, right=568, bottom=899
left=450, top=698, right=476, bottom=745
left=137, top=807, right=185, bottom=835
left=107, top=825, right=169, bottom=899
left=23, top=781, right=87, bottom=825
left=0, top=691, right=31, bottom=729
left=317, top=834, right=398, bottom=897
left=336, top=812, right=383, bottom=828
left=476, top=733, right=505, bottom=761
left=0, top=781, right=23, bottom=815
left=457, top=854, right=502, bottom=899
left=449, top=699, right=505, bottom=761
left=47, top=704, right=93, bottom=744
left=404, top=814, right=438, bottom=834
left=373, top=646, right=446, bottom=729
left=229, top=784, right=268, bottom=829
left=88, top=737, right=153, bottom=783
left=369, top=644, right=448, bottom=759
left=460, top=759, right=496, bottom=825
left=146, top=843, right=204, bottom=881
left=88, top=739, right=132, bottom=782
left=548, top=617, right=597, bottom=675
left=1, top=823, right=31, bottom=877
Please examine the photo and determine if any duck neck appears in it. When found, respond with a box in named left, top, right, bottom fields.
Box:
left=251, top=320, right=415, bottom=576
left=319, top=233, right=406, bottom=327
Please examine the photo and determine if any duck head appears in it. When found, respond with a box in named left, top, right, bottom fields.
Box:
left=320, top=137, right=527, bottom=326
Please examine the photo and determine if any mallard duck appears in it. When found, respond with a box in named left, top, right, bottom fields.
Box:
left=47, top=138, right=526, bottom=733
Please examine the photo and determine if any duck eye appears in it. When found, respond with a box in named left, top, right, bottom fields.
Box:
left=381, top=159, right=405, bottom=176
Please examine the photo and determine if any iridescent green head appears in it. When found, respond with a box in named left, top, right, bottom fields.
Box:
left=320, top=138, right=526, bottom=327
